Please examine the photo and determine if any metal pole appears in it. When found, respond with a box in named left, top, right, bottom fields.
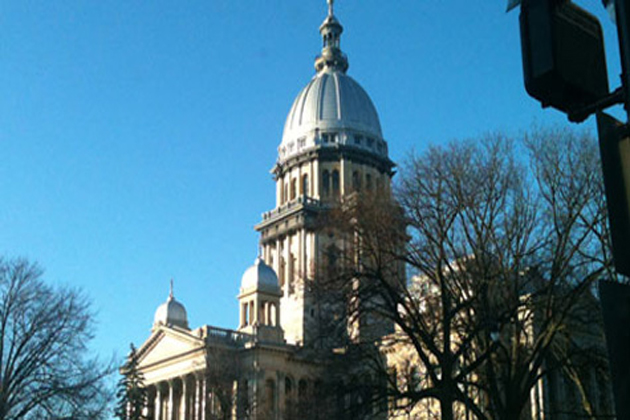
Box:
left=615, top=0, right=630, bottom=120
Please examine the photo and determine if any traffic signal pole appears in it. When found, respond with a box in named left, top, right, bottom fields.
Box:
left=615, top=0, right=630, bottom=119
left=600, top=4, right=630, bottom=420
left=518, top=2, right=630, bottom=416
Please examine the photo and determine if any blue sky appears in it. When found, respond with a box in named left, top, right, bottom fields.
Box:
left=0, top=0, right=623, bottom=365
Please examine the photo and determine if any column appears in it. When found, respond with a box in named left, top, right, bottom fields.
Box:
left=168, top=381, right=174, bottom=420
left=252, top=377, right=259, bottom=420
left=180, top=378, right=187, bottom=420
left=209, top=390, right=215, bottom=417
left=297, top=164, right=303, bottom=198
left=300, top=229, right=306, bottom=282
left=231, top=380, right=239, bottom=420
left=155, top=387, right=162, bottom=420
left=287, top=235, right=293, bottom=294
left=340, top=158, right=346, bottom=195
left=195, top=376, right=201, bottom=420
left=310, top=160, right=316, bottom=197
left=201, top=378, right=207, bottom=420
left=276, top=176, right=282, bottom=207
left=275, top=239, right=281, bottom=284
left=313, top=232, right=319, bottom=279
left=254, top=298, right=260, bottom=325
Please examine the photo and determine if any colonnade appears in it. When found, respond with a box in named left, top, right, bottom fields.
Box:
left=146, top=375, right=212, bottom=420
left=239, top=300, right=280, bottom=328
left=144, top=373, right=325, bottom=420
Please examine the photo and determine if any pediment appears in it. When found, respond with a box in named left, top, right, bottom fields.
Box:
left=137, top=327, right=204, bottom=368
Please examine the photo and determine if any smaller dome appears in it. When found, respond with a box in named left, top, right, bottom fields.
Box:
left=240, top=258, right=281, bottom=295
left=153, top=283, right=189, bottom=329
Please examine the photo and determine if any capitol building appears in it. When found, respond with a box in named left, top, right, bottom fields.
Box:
left=132, top=2, right=616, bottom=420
left=135, top=1, right=395, bottom=419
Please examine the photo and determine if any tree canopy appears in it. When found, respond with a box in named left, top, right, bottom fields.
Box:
left=321, top=127, right=617, bottom=420
left=0, top=257, right=112, bottom=420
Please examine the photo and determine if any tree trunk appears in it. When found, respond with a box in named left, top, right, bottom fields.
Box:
left=440, top=394, right=454, bottom=420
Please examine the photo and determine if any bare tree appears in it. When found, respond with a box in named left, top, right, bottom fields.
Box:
left=320, top=128, right=616, bottom=420
left=0, top=257, right=112, bottom=420
left=203, top=345, right=245, bottom=420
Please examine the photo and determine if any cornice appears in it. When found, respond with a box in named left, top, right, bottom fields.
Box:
left=272, top=145, right=395, bottom=178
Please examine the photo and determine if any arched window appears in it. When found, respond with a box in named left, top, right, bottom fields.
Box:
left=265, top=379, right=276, bottom=417
left=242, top=302, right=249, bottom=326
left=301, top=174, right=309, bottom=196
left=297, top=379, right=308, bottom=417
left=322, top=170, right=330, bottom=197
left=291, top=178, right=297, bottom=200
left=285, top=377, right=293, bottom=395
left=285, top=376, right=295, bottom=417
left=298, top=379, right=308, bottom=399
left=352, top=171, right=361, bottom=192
left=332, top=170, right=340, bottom=196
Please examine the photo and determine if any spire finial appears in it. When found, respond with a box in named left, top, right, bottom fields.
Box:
left=169, top=279, right=174, bottom=299
left=316, top=0, right=348, bottom=73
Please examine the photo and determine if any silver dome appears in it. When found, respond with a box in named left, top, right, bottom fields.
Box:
left=282, top=69, right=382, bottom=142
left=153, top=285, right=189, bottom=330
left=240, top=258, right=280, bottom=295
left=277, top=3, right=388, bottom=163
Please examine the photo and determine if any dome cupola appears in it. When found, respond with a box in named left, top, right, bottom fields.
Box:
left=240, top=258, right=281, bottom=295
left=153, top=281, right=189, bottom=330
left=278, top=0, right=389, bottom=165
left=238, top=257, right=283, bottom=342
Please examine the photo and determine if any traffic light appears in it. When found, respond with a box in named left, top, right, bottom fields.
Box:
left=520, top=0, right=609, bottom=114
